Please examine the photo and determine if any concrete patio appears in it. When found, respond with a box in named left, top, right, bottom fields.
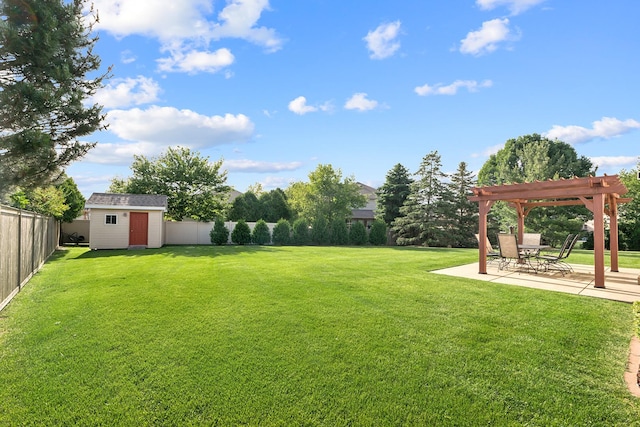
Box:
left=433, top=262, right=640, bottom=303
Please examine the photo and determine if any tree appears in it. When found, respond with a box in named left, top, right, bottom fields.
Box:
left=231, top=220, right=251, bottom=245
left=477, top=134, right=595, bottom=245
left=57, top=176, right=85, bottom=223
left=330, top=218, right=349, bottom=245
left=311, top=216, right=330, bottom=245
left=272, top=219, right=291, bottom=245
left=369, top=219, right=387, bottom=246
left=292, top=218, right=310, bottom=245
left=228, top=191, right=261, bottom=221
left=113, top=147, right=230, bottom=221
left=349, top=221, right=368, bottom=245
left=376, top=163, right=413, bottom=226
left=392, top=151, right=451, bottom=246
left=10, top=186, right=67, bottom=218
left=618, top=159, right=640, bottom=250
left=287, top=164, right=366, bottom=224
left=446, top=162, right=478, bottom=247
left=0, top=0, right=109, bottom=199
left=210, top=217, right=229, bottom=245
left=259, top=188, right=292, bottom=222
left=251, top=219, right=271, bottom=245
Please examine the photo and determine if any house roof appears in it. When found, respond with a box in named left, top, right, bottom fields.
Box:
left=85, top=193, right=168, bottom=211
left=351, top=209, right=376, bottom=220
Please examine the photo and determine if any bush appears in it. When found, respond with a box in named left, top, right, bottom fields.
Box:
left=251, top=219, right=271, bottom=245
left=231, top=220, right=251, bottom=245
left=210, top=217, right=229, bottom=245
left=349, top=221, right=368, bottom=246
left=330, top=218, right=349, bottom=245
left=311, top=216, right=330, bottom=245
left=369, top=220, right=387, bottom=246
left=272, top=219, right=291, bottom=245
left=292, top=218, right=310, bottom=246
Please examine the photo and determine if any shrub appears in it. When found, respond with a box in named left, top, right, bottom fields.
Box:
left=272, top=219, right=291, bottom=245
left=231, top=220, right=251, bottom=245
left=349, top=221, right=368, bottom=246
left=210, top=217, right=229, bottom=245
left=292, top=218, right=310, bottom=246
left=311, top=216, right=330, bottom=245
left=251, top=219, right=271, bottom=245
left=330, top=218, right=349, bottom=245
left=369, top=220, right=387, bottom=246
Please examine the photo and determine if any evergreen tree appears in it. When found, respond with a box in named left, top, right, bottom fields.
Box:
left=311, top=216, right=330, bottom=245
left=210, top=217, right=229, bottom=245
left=330, top=218, right=349, bottom=245
left=231, top=220, right=251, bottom=245
left=251, top=219, right=271, bottom=245
left=446, top=162, right=478, bottom=247
left=259, top=188, right=292, bottom=222
left=57, top=176, right=85, bottom=223
left=292, top=218, right=310, bottom=245
left=228, top=191, right=261, bottom=221
left=392, top=151, right=450, bottom=246
left=368, top=219, right=388, bottom=246
left=349, top=221, right=368, bottom=246
left=272, top=219, right=291, bottom=245
left=0, top=0, right=109, bottom=199
left=376, top=163, right=413, bottom=226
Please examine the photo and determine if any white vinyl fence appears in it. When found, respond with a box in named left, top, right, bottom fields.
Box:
left=164, top=220, right=276, bottom=245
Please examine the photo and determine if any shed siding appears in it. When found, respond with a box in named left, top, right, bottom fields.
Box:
left=89, top=209, right=165, bottom=249
left=147, top=211, right=164, bottom=248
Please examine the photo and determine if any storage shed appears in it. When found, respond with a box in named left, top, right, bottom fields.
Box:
left=85, top=193, right=168, bottom=250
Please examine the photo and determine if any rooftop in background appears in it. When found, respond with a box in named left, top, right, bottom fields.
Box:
left=85, top=193, right=168, bottom=210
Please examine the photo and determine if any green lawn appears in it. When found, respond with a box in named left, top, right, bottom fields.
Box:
left=1, top=246, right=639, bottom=426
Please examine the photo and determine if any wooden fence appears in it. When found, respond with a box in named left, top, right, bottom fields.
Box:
left=0, top=205, right=58, bottom=312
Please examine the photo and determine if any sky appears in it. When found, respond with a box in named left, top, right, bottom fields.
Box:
left=68, top=0, right=640, bottom=198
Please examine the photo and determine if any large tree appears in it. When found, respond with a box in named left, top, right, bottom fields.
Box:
left=446, top=162, right=478, bottom=248
left=111, top=147, right=230, bottom=221
left=376, top=163, right=413, bottom=226
left=477, top=134, right=595, bottom=245
left=286, top=164, right=366, bottom=224
left=618, top=159, right=640, bottom=250
left=0, top=0, right=108, bottom=199
left=392, top=151, right=452, bottom=246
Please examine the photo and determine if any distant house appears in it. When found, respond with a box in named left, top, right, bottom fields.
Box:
left=84, top=193, right=168, bottom=250
left=350, top=183, right=378, bottom=229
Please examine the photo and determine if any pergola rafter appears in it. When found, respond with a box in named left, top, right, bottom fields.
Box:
left=468, top=175, right=629, bottom=288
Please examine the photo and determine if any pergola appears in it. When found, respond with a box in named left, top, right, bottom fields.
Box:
left=468, top=175, right=629, bottom=288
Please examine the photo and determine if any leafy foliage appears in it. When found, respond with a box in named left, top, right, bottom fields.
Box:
left=228, top=191, right=261, bottom=221
left=210, top=217, right=229, bottom=246
left=0, top=0, right=109, bottom=199
left=287, top=164, right=366, bottom=224
left=446, top=162, right=478, bottom=247
left=231, top=220, right=251, bottom=245
left=57, top=176, right=85, bottom=223
left=251, top=219, right=271, bottom=245
left=272, top=219, right=291, bottom=245
left=311, top=216, right=330, bottom=245
left=349, top=221, right=368, bottom=246
left=618, top=160, right=640, bottom=250
left=368, top=220, right=388, bottom=246
left=112, top=147, right=230, bottom=221
left=10, top=186, right=67, bottom=218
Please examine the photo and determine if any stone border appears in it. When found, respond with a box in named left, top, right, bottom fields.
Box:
left=625, top=336, right=640, bottom=397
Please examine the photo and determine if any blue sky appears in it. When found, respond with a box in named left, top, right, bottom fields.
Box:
left=69, top=0, right=640, bottom=197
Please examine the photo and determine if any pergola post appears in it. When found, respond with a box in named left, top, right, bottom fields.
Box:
left=477, top=200, right=493, bottom=274
left=608, top=197, right=619, bottom=272
left=592, top=193, right=606, bottom=288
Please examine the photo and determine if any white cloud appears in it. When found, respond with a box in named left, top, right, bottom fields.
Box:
left=415, top=79, right=493, bottom=96
left=106, top=106, right=254, bottom=147
left=288, top=96, right=332, bottom=115
left=210, top=0, right=284, bottom=53
left=120, top=50, right=137, bottom=64
left=91, top=76, right=161, bottom=109
left=223, top=159, right=303, bottom=173
left=344, top=93, right=379, bottom=111
left=460, top=18, right=515, bottom=56
left=589, top=156, right=638, bottom=170
left=157, top=48, right=235, bottom=74
left=472, top=143, right=504, bottom=158
left=364, top=21, right=402, bottom=60
left=476, top=0, right=546, bottom=15
left=544, top=117, right=640, bottom=144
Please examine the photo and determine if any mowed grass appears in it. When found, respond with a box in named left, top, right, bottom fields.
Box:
left=0, top=246, right=639, bottom=426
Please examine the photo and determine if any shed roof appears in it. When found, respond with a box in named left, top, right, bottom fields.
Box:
left=85, top=193, right=168, bottom=211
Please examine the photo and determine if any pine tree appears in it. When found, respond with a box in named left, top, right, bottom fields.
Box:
left=446, top=162, right=478, bottom=247
left=0, top=0, right=109, bottom=199
left=376, top=163, right=413, bottom=226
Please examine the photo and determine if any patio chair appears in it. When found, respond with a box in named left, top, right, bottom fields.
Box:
left=497, top=233, right=538, bottom=273
left=475, top=234, right=500, bottom=264
left=521, top=233, right=542, bottom=256
left=537, top=234, right=579, bottom=275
